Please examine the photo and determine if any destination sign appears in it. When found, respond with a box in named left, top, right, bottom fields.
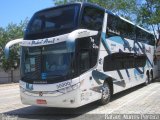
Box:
left=21, top=34, right=68, bottom=47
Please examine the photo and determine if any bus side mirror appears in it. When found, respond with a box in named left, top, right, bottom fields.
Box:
left=4, top=39, right=23, bottom=59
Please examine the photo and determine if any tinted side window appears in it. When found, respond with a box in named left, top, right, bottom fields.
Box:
left=135, top=54, right=146, bottom=68
left=119, top=20, right=136, bottom=40
left=77, top=37, right=91, bottom=73
left=80, top=50, right=90, bottom=73
left=136, top=27, right=155, bottom=46
left=136, top=28, right=148, bottom=44
left=103, top=53, right=134, bottom=71
left=148, top=34, right=155, bottom=46
left=106, top=14, right=119, bottom=37
left=107, top=14, right=136, bottom=40
left=76, top=35, right=100, bottom=74
left=103, top=53, right=146, bottom=71
left=81, top=7, right=104, bottom=31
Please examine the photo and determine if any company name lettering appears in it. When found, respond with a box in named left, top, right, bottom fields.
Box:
left=31, top=38, right=57, bottom=45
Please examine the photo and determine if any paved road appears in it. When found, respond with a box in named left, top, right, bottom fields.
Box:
left=0, top=80, right=160, bottom=120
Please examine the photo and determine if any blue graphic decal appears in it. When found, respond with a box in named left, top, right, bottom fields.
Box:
left=101, top=33, right=111, bottom=54
left=118, top=50, right=130, bottom=79
left=146, top=60, right=150, bottom=68
left=108, top=36, right=124, bottom=45
left=101, top=33, right=123, bottom=79
left=103, top=31, right=153, bottom=81
left=123, top=39, right=132, bottom=51
left=135, top=42, right=153, bottom=67
left=41, top=73, right=47, bottom=80
left=125, top=69, right=130, bottom=78
left=108, top=36, right=132, bottom=52
left=134, top=68, right=144, bottom=80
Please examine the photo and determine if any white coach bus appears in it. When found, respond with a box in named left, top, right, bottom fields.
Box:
left=5, top=2, right=156, bottom=108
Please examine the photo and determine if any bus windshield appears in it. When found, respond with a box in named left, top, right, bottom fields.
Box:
left=21, top=42, right=74, bottom=83
left=25, top=4, right=80, bottom=39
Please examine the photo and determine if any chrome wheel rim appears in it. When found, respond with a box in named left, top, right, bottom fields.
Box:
left=102, top=84, right=109, bottom=100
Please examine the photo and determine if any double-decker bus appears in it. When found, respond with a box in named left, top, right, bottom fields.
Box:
left=5, top=2, right=155, bottom=108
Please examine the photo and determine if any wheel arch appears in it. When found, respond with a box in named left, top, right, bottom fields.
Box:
left=146, top=70, right=150, bottom=77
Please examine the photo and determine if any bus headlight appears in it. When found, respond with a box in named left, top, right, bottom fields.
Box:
left=66, top=86, right=72, bottom=92
left=20, top=86, right=25, bottom=92
left=60, top=82, right=80, bottom=93
left=72, top=83, right=80, bottom=90
left=58, top=88, right=66, bottom=93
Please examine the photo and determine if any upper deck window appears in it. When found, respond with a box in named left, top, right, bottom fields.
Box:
left=81, top=6, right=104, bottom=31
left=107, top=14, right=136, bottom=41
left=25, top=4, right=80, bottom=39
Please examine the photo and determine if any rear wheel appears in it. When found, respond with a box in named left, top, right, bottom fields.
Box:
left=144, top=73, right=150, bottom=86
left=99, top=82, right=111, bottom=105
left=150, top=71, right=154, bottom=82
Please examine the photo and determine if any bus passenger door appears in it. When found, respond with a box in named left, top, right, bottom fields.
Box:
left=78, top=49, right=102, bottom=104
left=76, top=35, right=102, bottom=104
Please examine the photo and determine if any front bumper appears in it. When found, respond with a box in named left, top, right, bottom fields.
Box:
left=20, top=88, right=80, bottom=108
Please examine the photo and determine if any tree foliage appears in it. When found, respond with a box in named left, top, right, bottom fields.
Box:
left=137, top=0, right=160, bottom=40
left=0, top=20, right=28, bottom=71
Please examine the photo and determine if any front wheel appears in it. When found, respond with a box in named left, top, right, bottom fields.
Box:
left=150, top=71, right=154, bottom=83
left=99, top=82, right=111, bottom=105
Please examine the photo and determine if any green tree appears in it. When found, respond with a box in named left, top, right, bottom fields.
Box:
left=0, top=20, right=28, bottom=71
left=137, top=0, right=160, bottom=42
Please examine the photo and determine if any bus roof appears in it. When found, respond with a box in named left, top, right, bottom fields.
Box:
left=36, top=2, right=153, bottom=36
left=35, top=2, right=81, bottom=14
left=35, top=2, right=105, bottom=15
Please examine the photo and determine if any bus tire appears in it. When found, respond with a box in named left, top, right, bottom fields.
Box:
left=150, top=70, right=154, bottom=82
left=144, top=72, right=150, bottom=86
left=99, top=81, right=111, bottom=105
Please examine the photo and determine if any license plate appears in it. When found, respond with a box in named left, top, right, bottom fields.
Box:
left=36, top=99, right=47, bottom=104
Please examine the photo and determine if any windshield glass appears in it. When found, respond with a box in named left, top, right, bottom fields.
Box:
left=21, top=42, right=74, bottom=83
left=25, top=4, right=80, bottom=39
